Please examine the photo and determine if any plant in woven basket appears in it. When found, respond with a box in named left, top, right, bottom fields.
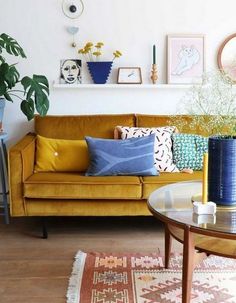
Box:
left=0, top=33, right=50, bottom=120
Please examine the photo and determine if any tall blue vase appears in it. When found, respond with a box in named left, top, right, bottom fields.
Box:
left=87, top=61, right=113, bottom=84
left=208, top=136, right=236, bottom=205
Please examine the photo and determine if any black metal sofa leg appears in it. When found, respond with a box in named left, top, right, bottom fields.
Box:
left=42, top=217, right=48, bottom=239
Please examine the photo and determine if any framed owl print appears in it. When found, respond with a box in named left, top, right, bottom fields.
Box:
left=167, top=35, right=205, bottom=84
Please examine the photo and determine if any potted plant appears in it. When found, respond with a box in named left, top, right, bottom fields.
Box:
left=0, top=33, right=50, bottom=126
left=173, top=70, right=236, bottom=206
left=78, top=42, right=122, bottom=84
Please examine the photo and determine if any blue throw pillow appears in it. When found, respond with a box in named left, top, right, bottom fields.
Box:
left=85, top=135, right=158, bottom=176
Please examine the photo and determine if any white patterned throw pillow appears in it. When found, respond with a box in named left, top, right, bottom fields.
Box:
left=116, top=126, right=179, bottom=172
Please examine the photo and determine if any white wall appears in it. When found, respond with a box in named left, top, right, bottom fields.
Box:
left=1, top=0, right=236, bottom=145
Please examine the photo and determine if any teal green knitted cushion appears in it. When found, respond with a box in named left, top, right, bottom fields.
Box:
left=172, top=133, right=208, bottom=170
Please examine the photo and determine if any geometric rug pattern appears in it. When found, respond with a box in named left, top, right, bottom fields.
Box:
left=67, top=251, right=236, bottom=303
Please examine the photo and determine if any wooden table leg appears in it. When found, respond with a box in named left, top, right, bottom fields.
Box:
left=165, top=224, right=172, bottom=269
left=182, top=225, right=194, bottom=303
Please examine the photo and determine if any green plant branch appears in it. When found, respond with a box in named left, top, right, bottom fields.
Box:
left=8, top=93, right=24, bottom=101
left=9, top=89, right=25, bottom=94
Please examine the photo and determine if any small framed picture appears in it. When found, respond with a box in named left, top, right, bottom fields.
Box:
left=167, top=35, right=205, bottom=84
left=60, top=59, right=82, bottom=84
left=117, top=67, right=142, bottom=84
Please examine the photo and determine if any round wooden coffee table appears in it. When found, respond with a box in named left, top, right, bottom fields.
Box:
left=148, top=181, right=236, bottom=303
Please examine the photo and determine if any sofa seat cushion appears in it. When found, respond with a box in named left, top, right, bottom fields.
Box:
left=24, top=173, right=142, bottom=199
left=25, top=199, right=151, bottom=216
left=141, top=171, right=202, bottom=199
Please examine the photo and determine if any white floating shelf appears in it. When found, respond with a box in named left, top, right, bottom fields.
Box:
left=52, top=83, right=192, bottom=89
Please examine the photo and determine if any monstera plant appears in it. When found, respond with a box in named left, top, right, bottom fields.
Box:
left=0, top=33, right=49, bottom=120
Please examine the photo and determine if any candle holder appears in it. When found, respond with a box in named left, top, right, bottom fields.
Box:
left=150, top=64, right=158, bottom=84
left=193, top=200, right=216, bottom=215
left=192, top=153, right=216, bottom=215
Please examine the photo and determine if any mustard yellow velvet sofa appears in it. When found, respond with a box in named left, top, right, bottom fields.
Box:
left=9, top=114, right=202, bottom=218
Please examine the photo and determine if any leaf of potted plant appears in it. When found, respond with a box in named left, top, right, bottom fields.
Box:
left=78, top=42, right=122, bottom=84
left=0, top=33, right=50, bottom=127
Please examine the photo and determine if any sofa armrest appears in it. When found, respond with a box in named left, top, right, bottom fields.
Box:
left=8, top=133, right=36, bottom=216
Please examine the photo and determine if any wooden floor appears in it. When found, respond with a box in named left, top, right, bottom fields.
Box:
left=0, top=215, right=182, bottom=303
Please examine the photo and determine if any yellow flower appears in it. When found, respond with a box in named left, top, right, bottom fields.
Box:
left=115, top=50, right=122, bottom=56
left=95, top=42, right=104, bottom=48
left=83, top=48, right=90, bottom=54
left=93, top=51, right=102, bottom=57
left=113, top=50, right=122, bottom=58
left=84, top=46, right=92, bottom=52
left=79, top=41, right=121, bottom=61
left=78, top=48, right=84, bottom=54
left=85, top=42, right=93, bottom=48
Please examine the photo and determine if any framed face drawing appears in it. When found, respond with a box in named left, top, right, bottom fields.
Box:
left=167, top=35, right=205, bottom=84
left=60, top=59, right=82, bottom=84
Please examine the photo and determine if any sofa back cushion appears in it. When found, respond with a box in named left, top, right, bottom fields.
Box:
left=136, top=114, right=208, bottom=135
left=35, top=135, right=89, bottom=172
left=35, top=114, right=135, bottom=139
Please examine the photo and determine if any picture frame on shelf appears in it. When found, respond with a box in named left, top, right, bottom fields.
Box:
left=60, top=59, right=82, bottom=84
left=167, top=34, right=205, bottom=84
left=117, top=67, right=142, bottom=84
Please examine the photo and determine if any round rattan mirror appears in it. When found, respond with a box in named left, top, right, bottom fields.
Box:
left=218, top=33, right=236, bottom=82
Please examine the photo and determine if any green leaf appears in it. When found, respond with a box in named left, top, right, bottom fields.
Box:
left=33, top=75, right=49, bottom=95
left=0, top=63, right=9, bottom=96
left=35, top=94, right=49, bottom=116
left=0, top=62, right=9, bottom=81
left=21, top=76, right=31, bottom=91
left=5, top=65, right=20, bottom=89
left=21, top=74, right=50, bottom=117
left=20, top=99, right=35, bottom=121
left=0, top=82, right=7, bottom=95
left=0, top=55, right=5, bottom=64
left=21, top=75, right=49, bottom=99
left=4, top=92, right=13, bottom=102
left=0, top=33, right=26, bottom=58
left=0, top=62, right=20, bottom=96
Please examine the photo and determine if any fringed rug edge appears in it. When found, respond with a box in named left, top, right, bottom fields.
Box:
left=66, top=250, right=87, bottom=303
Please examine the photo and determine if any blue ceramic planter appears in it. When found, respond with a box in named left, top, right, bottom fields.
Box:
left=87, top=61, right=113, bottom=84
left=0, top=98, right=6, bottom=131
left=208, top=136, right=236, bottom=205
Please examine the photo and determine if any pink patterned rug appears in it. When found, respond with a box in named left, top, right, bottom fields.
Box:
left=67, top=251, right=236, bottom=303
